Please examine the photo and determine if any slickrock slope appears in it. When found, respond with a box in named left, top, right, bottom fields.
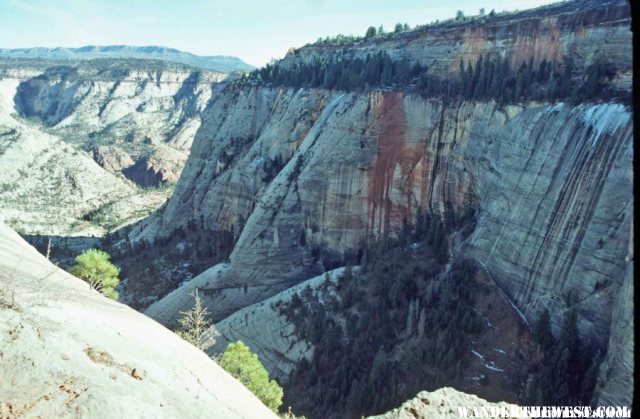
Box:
left=131, top=0, right=631, bottom=406
left=211, top=268, right=347, bottom=381
left=366, top=387, right=530, bottom=419
left=0, top=223, right=277, bottom=418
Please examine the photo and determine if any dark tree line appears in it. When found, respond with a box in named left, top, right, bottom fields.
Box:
left=526, top=309, right=602, bottom=406
left=276, top=206, right=484, bottom=418
left=249, top=52, right=420, bottom=92
left=105, top=221, right=235, bottom=308
left=241, top=52, right=621, bottom=104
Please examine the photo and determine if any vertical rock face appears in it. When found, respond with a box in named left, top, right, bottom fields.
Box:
left=463, top=102, right=632, bottom=345
left=133, top=0, right=632, bottom=406
left=281, top=0, right=631, bottom=87
left=140, top=93, right=632, bottom=404
left=143, top=94, right=631, bottom=351
left=594, top=219, right=633, bottom=407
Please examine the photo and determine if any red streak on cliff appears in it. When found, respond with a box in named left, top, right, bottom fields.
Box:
left=367, top=92, right=426, bottom=235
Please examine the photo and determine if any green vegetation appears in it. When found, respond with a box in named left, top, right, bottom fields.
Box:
left=242, top=51, right=621, bottom=104
left=220, top=341, right=284, bottom=412
left=306, top=6, right=504, bottom=47
left=69, top=248, right=120, bottom=299
left=107, top=221, right=235, bottom=309
left=176, top=289, right=217, bottom=351
left=276, top=205, right=484, bottom=418
left=526, top=309, right=602, bottom=406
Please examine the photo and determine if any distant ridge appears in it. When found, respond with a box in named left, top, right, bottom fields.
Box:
left=0, top=45, right=255, bottom=73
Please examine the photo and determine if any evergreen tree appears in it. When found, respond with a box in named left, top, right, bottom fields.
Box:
left=70, top=249, right=120, bottom=299
left=220, top=341, right=284, bottom=412
left=533, top=309, right=555, bottom=351
left=365, top=26, right=376, bottom=38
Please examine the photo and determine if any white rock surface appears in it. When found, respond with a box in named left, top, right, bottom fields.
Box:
left=366, top=387, right=530, bottom=419
left=0, top=223, right=277, bottom=418
left=211, top=268, right=347, bottom=381
left=0, top=78, right=135, bottom=236
left=0, top=59, right=224, bottom=235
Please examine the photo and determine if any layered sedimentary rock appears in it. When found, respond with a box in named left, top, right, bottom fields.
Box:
left=0, top=78, right=135, bottom=236
left=144, top=91, right=631, bottom=345
left=0, top=59, right=230, bottom=235
left=13, top=61, right=226, bottom=184
left=0, top=223, right=277, bottom=418
left=133, top=0, right=632, bottom=406
left=594, top=218, right=634, bottom=407
left=281, top=0, right=631, bottom=89
left=211, top=269, right=341, bottom=381
left=140, top=90, right=632, bottom=403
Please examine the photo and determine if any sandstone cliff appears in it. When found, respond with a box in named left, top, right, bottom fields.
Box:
left=13, top=60, right=227, bottom=185
left=143, top=90, right=631, bottom=349
left=0, top=59, right=228, bottom=235
left=0, top=222, right=277, bottom=418
left=127, top=0, right=631, bottom=407
left=281, top=0, right=631, bottom=89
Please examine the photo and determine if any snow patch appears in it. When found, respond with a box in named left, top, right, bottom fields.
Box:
left=472, top=349, right=504, bottom=372
left=484, top=363, right=504, bottom=372
left=508, top=299, right=529, bottom=325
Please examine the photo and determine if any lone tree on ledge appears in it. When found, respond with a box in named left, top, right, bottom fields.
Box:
left=220, top=340, right=283, bottom=412
left=70, top=249, right=120, bottom=300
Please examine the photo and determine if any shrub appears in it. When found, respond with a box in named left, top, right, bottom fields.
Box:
left=70, top=249, right=120, bottom=299
left=220, top=341, right=283, bottom=412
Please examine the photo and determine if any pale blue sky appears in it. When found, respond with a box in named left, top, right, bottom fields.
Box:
left=0, top=0, right=557, bottom=67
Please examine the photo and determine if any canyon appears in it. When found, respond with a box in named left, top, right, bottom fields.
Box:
left=0, top=0, right=633, bottom=417
left=131, top=0, right=632, bottom=412
left=0, top=56, right=235, bottom=236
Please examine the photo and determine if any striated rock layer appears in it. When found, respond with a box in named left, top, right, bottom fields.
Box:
left=134, top=0, right=632, bottom=406
left=0, top=59, right=230, bottom=235
left=139, top=88, right=632, bottom=404
left=281, top=0, right=631, bottom=89
left=143, top=89, right=631, bottom=337
left=0, top=223, right=277, bottom=418
left=0, top=78, right=135, bottom=236
left=13, top=61, right=227, bottom=185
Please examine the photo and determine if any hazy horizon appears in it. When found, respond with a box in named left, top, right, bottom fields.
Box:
left=1, top=0, right=558, bottom=68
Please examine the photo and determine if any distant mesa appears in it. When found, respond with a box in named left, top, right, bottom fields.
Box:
left=0, top=45, right=255, bottom=73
